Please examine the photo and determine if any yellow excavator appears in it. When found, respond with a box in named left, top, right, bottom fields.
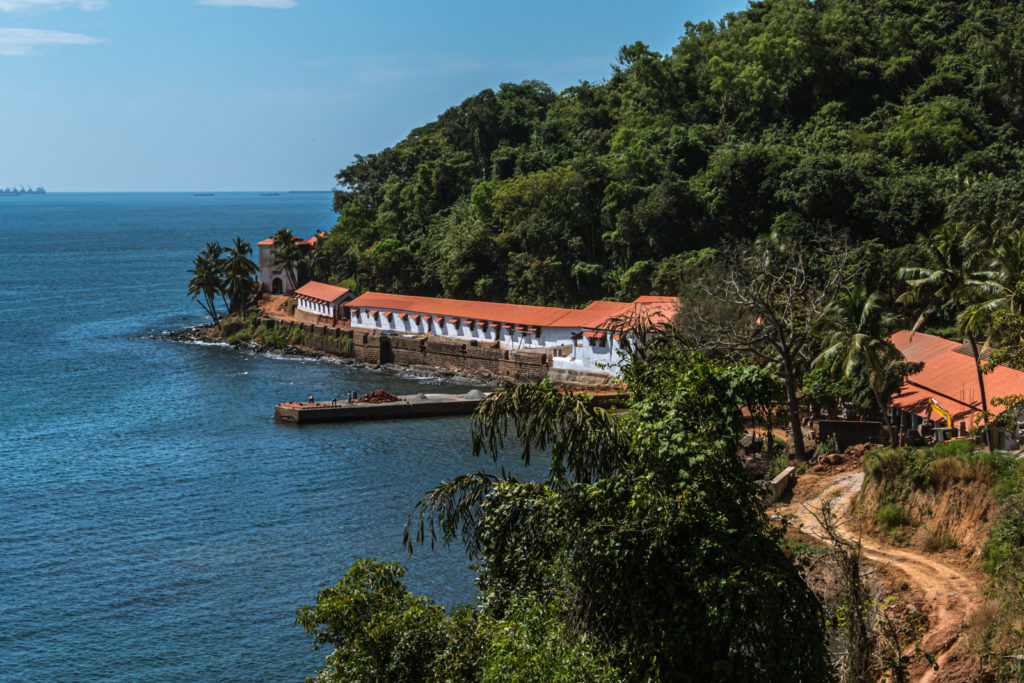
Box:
left=926, top=397, right=965, bottom=442
left=927, top=397, right=953, bottom=428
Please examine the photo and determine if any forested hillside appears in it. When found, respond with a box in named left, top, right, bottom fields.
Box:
left=313, top=0, right=1024, bottom=307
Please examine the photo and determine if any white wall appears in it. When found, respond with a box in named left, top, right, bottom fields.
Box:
left=297, top=298, right=338, bottom=317
left=350, top=309, right=576, bottom=349
left=350, top=307, right=635, bottom=376
left=551, top=334, right=626, bottom=375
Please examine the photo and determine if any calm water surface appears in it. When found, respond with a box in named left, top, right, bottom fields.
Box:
left=0, top=193, right=548, bottom=681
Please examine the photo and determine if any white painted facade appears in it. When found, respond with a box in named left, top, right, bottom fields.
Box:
left=349, top=307, right=630, bottom=375
left=296, top=297, right=334, bottom=317
left=551, top=334, right=625, bottom=375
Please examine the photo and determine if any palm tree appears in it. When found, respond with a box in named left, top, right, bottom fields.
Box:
left=978, top=226, right=1024, bottom=348
left=813, top=285, right=903, bottom=445
left=272, top=228, right=304, bottom=291
left=404, top=381, right=626, bottom=555
left=187, top=252, right=225, bottom=326
left=897, top=224, right=1001, bottom=448
left=222, top=236, right=258, bottom=315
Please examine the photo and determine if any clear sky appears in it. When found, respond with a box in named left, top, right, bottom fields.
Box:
left=0, top=0, right=748, bottom=192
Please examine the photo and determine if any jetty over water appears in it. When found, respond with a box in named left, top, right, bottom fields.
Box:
left=274, top=388, right=626, bottom=424
left=274, top=390, right=489, bottom=424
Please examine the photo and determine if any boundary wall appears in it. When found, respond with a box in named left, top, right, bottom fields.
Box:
left=354, top=331, right=551, bottom=382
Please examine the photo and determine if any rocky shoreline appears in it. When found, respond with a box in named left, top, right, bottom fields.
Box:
left=162, top=324, right=501, bottom=386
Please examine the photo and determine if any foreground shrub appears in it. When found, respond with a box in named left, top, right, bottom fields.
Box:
left=875, top=503, right=907, bottom=530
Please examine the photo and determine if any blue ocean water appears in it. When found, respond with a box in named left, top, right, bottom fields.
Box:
left=0, top=193, right=548, bottom=681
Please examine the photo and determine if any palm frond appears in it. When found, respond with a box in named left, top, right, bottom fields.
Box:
left=470, top=382, right=628, bottom=482
left=403, top=471, right=503, bottom=557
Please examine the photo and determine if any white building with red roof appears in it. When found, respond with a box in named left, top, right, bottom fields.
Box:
left=346, top=292, right=678, bottom=377
left=293, top=281, right=354, bottom=324
left=256, top=231, right=324, bottom=293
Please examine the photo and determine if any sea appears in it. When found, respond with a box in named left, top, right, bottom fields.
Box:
left=0, top=193, right=549, bottom=681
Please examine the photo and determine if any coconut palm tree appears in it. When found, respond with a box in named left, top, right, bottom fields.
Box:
left=187, top=252, right=225, bottom=326
left=898, top=224, right=1001, bottom=448
left=980, top=226, right=1024, bottom=348
left=272, top=228, right=304, bottom=291
left=813, top=284, right=903, bottom=445
left=222, top=236, right=258, bottom=315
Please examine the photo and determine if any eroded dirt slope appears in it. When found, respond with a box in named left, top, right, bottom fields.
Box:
left=774, top=470, right=988, bottom=682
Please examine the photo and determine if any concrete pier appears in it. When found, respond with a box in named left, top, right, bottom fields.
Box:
left=274, top=389, right=627, bottom=424
left=274, top=390, right=489, bottom=424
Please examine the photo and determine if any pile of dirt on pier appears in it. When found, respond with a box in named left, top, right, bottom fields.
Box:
left=354, top=389, right=401, bottom=404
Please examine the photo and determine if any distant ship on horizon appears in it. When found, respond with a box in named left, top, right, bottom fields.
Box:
left=0, top=186, right=46, bottom=196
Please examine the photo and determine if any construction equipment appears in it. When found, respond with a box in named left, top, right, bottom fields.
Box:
left=927, top=397, right=953, bottom=428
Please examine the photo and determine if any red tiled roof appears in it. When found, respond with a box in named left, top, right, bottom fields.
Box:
left=347, top=292, right=577, bottom=327
left=889, top=330, right=959, bottom=365
left=256, top=230, right=326, bottom=247
left=554, top=298, right=678, bottom=329
left=345, top=292, right=680, bottom=330
left=293, top=281, right=351, bottom=303
left=891, top=330, right=1024, bottom=424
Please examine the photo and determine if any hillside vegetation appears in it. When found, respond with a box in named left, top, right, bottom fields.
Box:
left=314, top=0, right=1024, bottom=307
left=857, top=442, right=1024, bottom=679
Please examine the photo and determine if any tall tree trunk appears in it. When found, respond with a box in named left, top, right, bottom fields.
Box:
left=967, top=333, right=994, bottom=452
left=781, top=356, right=807, bottom=462
left=873, top=387, right=897, bottom=446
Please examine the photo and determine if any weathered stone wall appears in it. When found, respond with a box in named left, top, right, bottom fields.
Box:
left=262, top=319, right=353, bottom=356
left=352, top=331, right=385, bottom=364
left=299, top=324, right=352, bottom=356
left=818, top=420, right=885, bottom=450
left=354, top=332, right=550, bottom=381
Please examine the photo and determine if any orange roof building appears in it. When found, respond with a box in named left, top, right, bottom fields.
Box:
left=256, top=230, right=326, bottom=294
left=890, top=330, right=1024, bottom=448
left=346, top=292, right=679, bottom=377
left=293, top=280, right=354, bottom=323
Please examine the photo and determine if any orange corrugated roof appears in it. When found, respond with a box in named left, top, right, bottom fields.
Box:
left=256, top=230, right=325, bottom=247
left=346, top=292, right=680, bottom=329
left=555, top=297, right=678, bottom=329
left=891, top=330, right=1024, bottom=421
left=347, top=292, right=576, bottom=327
left=889, top=330, right=959, bottom=365
left=294, top=281, right=351, bottom=303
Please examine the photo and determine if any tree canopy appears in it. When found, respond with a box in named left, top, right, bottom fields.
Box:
left=314, top=0, right=1024, bottom=307
left=298, top=349, right=830, bottom=681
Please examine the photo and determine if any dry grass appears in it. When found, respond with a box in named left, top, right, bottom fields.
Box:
left=928, top=456, right=994, bottom=485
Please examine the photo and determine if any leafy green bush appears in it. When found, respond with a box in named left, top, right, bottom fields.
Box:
left=867, top=447, right=913, bottom=483
left=864, top=441, right=992, bottom=489
left=259, top=325, right=289, bottom=349
left=295, top=559, right=620, bottom=682
left=875, top=503, right=907, bottom=530
left=288, top=325, right=304, bottom=346
left=218, top=318, right=245, bottom=338
left=340, top=335, right=353, bottom=356
left=768, top=448, right=790, bottom=479
left=817, top=432, right=840, bottom=457
left=226, top=330, right=250, bottom=345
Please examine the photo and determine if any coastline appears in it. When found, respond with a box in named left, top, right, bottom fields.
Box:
left=162, top=323, right=502, bottom=387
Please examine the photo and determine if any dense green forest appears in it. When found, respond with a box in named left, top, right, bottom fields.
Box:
left=314, top=0, right=1024, bottom=307
left=290, top=1, right=1024, bottom=679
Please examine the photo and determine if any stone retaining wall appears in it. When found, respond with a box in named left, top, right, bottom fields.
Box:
left=353, top=332, right=551, bottom=381
left=263, top=319, right=353, bottom=356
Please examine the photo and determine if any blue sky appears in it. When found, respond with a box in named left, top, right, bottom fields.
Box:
left=0, top=0, right=748, bottom=191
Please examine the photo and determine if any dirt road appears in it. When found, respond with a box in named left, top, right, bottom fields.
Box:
left=776, top=471, right=985, bottom=682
